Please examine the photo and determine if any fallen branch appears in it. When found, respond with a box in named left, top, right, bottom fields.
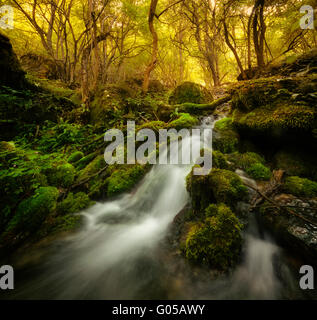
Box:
left=244, top=182, right=317, bottom=227
left=70, top=165, right=108, bottom=190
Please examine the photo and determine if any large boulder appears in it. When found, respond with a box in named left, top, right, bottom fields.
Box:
left=0, top=33, right=26, bottom=88
left=168, top=81, right=213, bottom=105
left=20, top=53, right=65, bottom=80
left=230, top=76, right=317, bottom=143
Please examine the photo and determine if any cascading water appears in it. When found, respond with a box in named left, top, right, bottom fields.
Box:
left=4, top=116, right=305, bottom=300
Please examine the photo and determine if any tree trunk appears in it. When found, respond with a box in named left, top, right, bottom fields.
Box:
left=142, top=0, right=159, bottom=93
left=223, top=20, right=247, bottom=80
left=253, top=0, right=266, bottom=68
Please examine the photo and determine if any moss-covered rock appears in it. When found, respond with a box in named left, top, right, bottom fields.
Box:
left=284, top=176, right=317, bottom=198
left=208, top=169, right=248, bottom=206
left=245, top=163, right=271, bottom=181
left=6, top=186, right=59, bottom=233
left=107, top=164, right=146, bottom=197
left=90, top=84, right=133, bottom=125
left=213, top=117, right=240, bottom=154
left=184, top=203, right=242, bottom=270
left=274, top=150, right=317, bottom=181
left=227, top=152, right=265, bottom=170
left=67, top=151, right=84, bottom=163
left=169, top=82, right=213, bottom=105
left=168, top=113, right=199, bottom=130
left=212, top=150, right=229, bottom=169
left=226, top=152, right=271, bottom=180
left=57, top=192, right=92, bottom=215
left=47, top=163, right=76, bottom=188
left=233, top=103, right=316, bottom=132
left=186, top=168, right=247, bottom=212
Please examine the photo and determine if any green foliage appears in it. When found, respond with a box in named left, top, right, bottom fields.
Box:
left=37, top=121, right=88, bottom=152
left=57, top=192, right=92, bottom=215
left=51, top=214, right=83, bottom=233
left=6, top=186, right=59, bottom=233
left=246, top=163, right=272, bottom=181
left=67, top=151, right=84, bottom=163
left=284, top=176, right=317, bottom=198
left=107, top=164, right=146, bottom=197
left=184, top=203, right=242, bottom=270
left=168, top=113, right=199, bottom=130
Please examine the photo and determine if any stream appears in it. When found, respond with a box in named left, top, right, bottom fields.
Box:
left=2, top=117, right=309, bottom=300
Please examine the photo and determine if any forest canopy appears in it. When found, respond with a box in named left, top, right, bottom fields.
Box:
left=1, top=0, right=317, bottom=102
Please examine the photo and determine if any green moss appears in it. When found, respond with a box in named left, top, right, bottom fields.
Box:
left=284, top=176, right=317, bottom=198
left=47, top=163, right=76, bottom=188
left=107, top=164, right=146, bottom=197
left=186, top=168, right=247, bottom=211
left=212, top=150, right=229, bottom=169
left=137, top=121, right=167, bottom=133
left=233, top=103, right=315, bottom=132
left=49, top=214, right=83, bottom=234
left=0, top=141, right=15, bottom=152
left=208, top=169, right=248, bottom=206
left=67, top=151, right=84, bottom=163
left=214, top=117, right=234, bottom=131
left=168, top=113, right=199, bottom=130
left=7, top=186, right=59, bottom=232
left=230, top=78, right=282, bottom=112
left=227, top=152, right=265, bottom=170
left=184, top=203, right=242, bottom=270
left=75, top=152, right=97, bottom=170
left=169, top=82, right=213, bottom=105
left=213, top=118, right=239, bottom=154
left=57, top=192, right=92, bottom=215
left=246, top=163, right=271, bottom=181
left=77, top=154, right=105, bottom=181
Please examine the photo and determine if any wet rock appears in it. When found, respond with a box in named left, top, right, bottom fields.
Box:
left=258, top=193, right=317, bottom=264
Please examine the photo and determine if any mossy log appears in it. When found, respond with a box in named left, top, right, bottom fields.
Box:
left=159, top=96, right=231, bottom=120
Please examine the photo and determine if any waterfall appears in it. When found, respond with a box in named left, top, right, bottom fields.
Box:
left=5, top=116, right=304, bottom=300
